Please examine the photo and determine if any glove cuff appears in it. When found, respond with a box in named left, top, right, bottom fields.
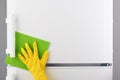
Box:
left=34, top=71, right=47, bottom=80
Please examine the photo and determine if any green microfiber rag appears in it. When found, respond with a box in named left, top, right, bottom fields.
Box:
left=5, top=32, right=50, bottom=70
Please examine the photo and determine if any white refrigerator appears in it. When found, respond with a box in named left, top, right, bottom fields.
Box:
left=6, top=0, right=113, bottom=80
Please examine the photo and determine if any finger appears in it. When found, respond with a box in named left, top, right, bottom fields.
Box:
left=18, top=54, right=26, bottom=64
left=33, top=41, right=38, bottom=57
left=25, top=43, right=33, bottom=57
left=21, top=48, right=29, bottom=60
left=41, top=50, right=49, bottom=67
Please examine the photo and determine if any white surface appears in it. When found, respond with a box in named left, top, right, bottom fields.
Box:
left=6, top=66, right=16, bottom=80
left=12, top=67, right=112, bottom=80
left=7, top=0, right=113, bottom=63
left=7, top=0, right=113, bottom=80
left=6, top=14, right=16, bottom=57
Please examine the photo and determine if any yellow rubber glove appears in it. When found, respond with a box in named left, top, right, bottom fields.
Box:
left=18, top=42, right=48, bottom=80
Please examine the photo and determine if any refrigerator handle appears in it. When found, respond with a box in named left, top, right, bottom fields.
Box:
left=6, top=14, right=16, bottom=57
left=46, top=63, right=112, bottom=67
left=6, top=66, right=16, bottom=80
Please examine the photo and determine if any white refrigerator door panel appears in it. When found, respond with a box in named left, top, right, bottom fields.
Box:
left=14, top=67, right=112, bottom=80
left=7, top=0, right=113, bottom=63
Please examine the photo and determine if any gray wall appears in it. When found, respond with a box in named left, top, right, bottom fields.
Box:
left=0, top=0, right=7, bottom=80
left=0, top=0, right=120, bottom=80
left=113, top=0, right=120, bottom=80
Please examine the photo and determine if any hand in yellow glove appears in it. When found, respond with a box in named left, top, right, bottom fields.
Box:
left=18, top=42, right=48, bottom=80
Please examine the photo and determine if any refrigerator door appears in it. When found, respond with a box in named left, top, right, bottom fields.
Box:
left=10, top=66, right=112, bottom=80
left=7, top=0, right=113, bottom=63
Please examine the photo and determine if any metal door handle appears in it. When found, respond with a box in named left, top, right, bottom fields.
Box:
left=46, top=63, right=112, bottom=67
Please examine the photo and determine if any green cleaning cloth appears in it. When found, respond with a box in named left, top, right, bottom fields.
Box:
left=5, top=32, right=50, bottom=70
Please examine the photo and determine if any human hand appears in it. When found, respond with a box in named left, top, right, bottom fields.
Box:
left=18, top=42, right=48, bottom=80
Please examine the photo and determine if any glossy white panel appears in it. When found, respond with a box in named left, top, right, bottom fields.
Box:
left=7, top=0, right=113, bottom=63
left=13, top=67, right=112, bottom=80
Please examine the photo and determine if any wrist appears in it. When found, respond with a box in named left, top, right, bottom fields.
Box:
left=34, top=71, right=47, bottom=80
